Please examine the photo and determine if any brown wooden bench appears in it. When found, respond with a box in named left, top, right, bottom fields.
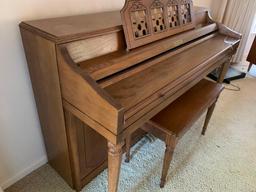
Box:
left=125, top=79, right=224, bottom=188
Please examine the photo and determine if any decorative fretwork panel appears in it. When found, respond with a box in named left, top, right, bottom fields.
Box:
left=167, top=0, right=180, bottom=28
left=121, top=0, right=195, bottom=50
left=130, top=10, right=150, bottom=38
left=180, top=0, right=192, bottom=25
left=151, top=0, right=166, bottom=33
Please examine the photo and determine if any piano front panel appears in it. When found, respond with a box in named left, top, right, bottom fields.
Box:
left=66, top=31, right=125, bottom=63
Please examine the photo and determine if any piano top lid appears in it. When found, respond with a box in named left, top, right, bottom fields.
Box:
left=19, top=7, right=208, bottom=43
left=20, top=11, right=122, bottom=43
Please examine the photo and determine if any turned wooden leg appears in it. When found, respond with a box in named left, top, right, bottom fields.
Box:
left=108, top=141, right=124, bottom=192
left=202, top=101, right=217, bottom=135
left=160, top=135, right=176, bottom=188
left=248, top=62, right=253, bottom=72
left=125, top=135, right=132, bottom=163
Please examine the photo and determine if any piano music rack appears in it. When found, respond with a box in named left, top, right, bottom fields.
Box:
left=121, top=0, right=195, bottom=49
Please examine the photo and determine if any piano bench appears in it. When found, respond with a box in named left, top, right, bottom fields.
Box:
left=125, top=79, right=224, bottom=188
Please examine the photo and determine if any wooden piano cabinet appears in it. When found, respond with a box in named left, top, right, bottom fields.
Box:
left=64, top=109, right=145, bottom=191
left=64, top=109, right=108, bottom=190
left=20, top=5, right=241, bottom=192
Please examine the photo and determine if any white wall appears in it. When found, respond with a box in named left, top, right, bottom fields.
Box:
left=0, top=0, right=211, bottom=189
left=194, top=0, right=212, bottom=9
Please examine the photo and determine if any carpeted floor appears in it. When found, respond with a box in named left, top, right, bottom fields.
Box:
left=6, top=76, right=256, bottom=192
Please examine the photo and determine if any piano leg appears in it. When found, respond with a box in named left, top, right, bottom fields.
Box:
left=160, top=134, right=177, bottom=188
left=201, top=100, right=217, bottom=135
left=217, top=60, right=231, bottom=83
left=108, top=141, right=124, bottom=192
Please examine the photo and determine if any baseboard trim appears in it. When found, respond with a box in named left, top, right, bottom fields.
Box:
left=1, top=156, right=48, bottom=190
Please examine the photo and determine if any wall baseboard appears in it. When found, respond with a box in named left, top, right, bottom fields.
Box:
left=1, top=156, right=48, bottom=190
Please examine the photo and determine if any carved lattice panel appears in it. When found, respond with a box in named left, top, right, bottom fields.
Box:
left=130, top=10, right=150, bottom=38
left=180, top=0, right=192, bottom=25
left=151, top=0, right=166, bottom=33
left=121, top=0, right=195, bottom=50
left=167, top=0, right=180, bottom=28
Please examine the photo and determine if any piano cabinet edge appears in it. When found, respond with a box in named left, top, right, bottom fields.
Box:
left=19, top=28, right=74, bottom=187
left=206, top=11, right=242, bottom=40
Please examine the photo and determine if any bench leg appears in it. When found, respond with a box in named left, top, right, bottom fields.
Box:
left=125, top=134, right=132, bottom=163
left=160, top=135, right=176, bottom=188
left=202, top=102, right=217, bottom=135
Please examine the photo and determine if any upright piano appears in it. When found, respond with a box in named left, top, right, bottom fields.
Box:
left=20, top=3, right=241, bottom=192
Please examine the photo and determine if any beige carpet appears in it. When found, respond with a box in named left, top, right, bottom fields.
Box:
left=6, top=76, right=256, bottom=192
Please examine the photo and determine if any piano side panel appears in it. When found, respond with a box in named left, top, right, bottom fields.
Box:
left=20, top=29, right=73, bottom=187
left=57, top=47, right=123, bottom=136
